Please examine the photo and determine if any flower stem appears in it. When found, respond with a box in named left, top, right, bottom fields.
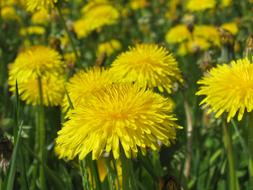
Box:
left=121, top=152, right=137, bottom=190
left=183, top=98, right=193, bottom=179
left=80, top=159, right=92, bottom=190
left=121, top=153, right=130, bottom=190
left=248, top=112, right=253, bottom=189
left=37, top=76, right=46, bottom=190
left=55, top=4, right=80, bottom=66
left=105, top=158, right=116, bottom=190
left=88, top=157, right=101, bottom=190
left=112, top=159, right=121, bottom=190
left=222, top=121, right=240, bottom=190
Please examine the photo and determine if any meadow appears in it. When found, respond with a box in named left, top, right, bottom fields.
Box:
left=0, top=0, right=253, bottom=190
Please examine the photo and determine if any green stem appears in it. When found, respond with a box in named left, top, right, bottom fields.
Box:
left=222, top=122, right=240, bottom=190
left=121, top=153, right=130, bottom=190
left=112, top=159, right=121, bottom=190
left=248, top=112, right=253, bottom=189
left=105, top=158, right=116, bottom=190
left=55, top=4, right=80, bottom=66
left=80, top=159, right=92, bottom=190
left=37, top=76, right=46, bottom=190
left=88, top=157, right=101, bottom=190
left=183, top=98, right=193, bottom=179
left=31, top=107, right=39, bottom=190
left=121, top=152, right=137, bottom=190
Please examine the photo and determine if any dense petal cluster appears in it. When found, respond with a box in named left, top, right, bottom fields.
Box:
left=31, top=8, right=50, bottom=24
left=8, top=46, right=65, bottom=106
left=26, top=0, right=57, bottom=11
left=97, top=39, right=122, bottom=56
left=56, top=83, right=179, bottom=160
left=129, top=0, right=148, bottom=10
left=221, top=22, right=238, bottom=35
left=186, top=0, right=216, bottom=12
left=10, top=74, right=65, bottom=106
left=194, top=25, right=220, bottom=46
left=166, top=24, right=220, bottom=55
left=73, top=1, right=119, bottom=38
left=1, top=6, right=20, bottom=21
left=221, top=0, right=232, bottom=7
left=196, top=58, right=253, bottom=122
left=20, top=26, right=46, bottom=36
left=165, top=25, right=191, bottom=44
left=62, top=67, right=117, bottom=113
left=178, top=37, right=210, bottom=56
left=110, top=44, right=183, bottom=93
left=9, top=46, right=64, bottom=78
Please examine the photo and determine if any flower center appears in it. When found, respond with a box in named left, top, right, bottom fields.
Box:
left=109, top=112, right=128, bottom=120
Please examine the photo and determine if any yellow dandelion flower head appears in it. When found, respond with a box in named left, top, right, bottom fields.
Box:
left=8, top=45, right=65, bottom=106
left=221, top=22, right=238, bottom=35
left=62, top=67, right=117, bottom=113
left=165, top=24, right=191, bottom=44
left=221, top=0, right=232, bottom=8
left=63, top=52, right=76, bottom=67
left=165, top=0, right=181, bottom=20
left=73, top=2, right=119, bottom=38
left=111, top=44, right=183, bottom=93
left=9, top=46, right=64, bottom=79
left=81, top=0, right=109, bottom=14
left=129, top=0, right=148, bottom=10
left=97, top=39, right=122, bottom=56
left=188, top=38, right=211, bottom=51
left=9, top=72, right=65, bottom=106
left=26, top=0, right=57, bottom=11
left=56, top=83, right=179, bottom=160
left=2, top=6, right=20, bottom=21
left=186, top=0, right=216, bottom=12
left=194, top=25, right=220, bottom=46
left=2, top=0, right=22, bottom=6
left=178, top=37, right=210, bottom=56
left=20, top=26, right=46, bottom=36
left=31, top=8, right=50, bottom=24
left=72, top=18, right=93, bottom=39
left=196, top=58, right=253, bottom=122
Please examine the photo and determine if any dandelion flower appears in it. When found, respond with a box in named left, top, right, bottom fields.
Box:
left=111, top=44, right=183, bottom=93
left=56, top=83, right=179, bottom=160
left=31, top=8, right=50, bottom=24
left=62, top=67, right=117, bottom=113
left=221, top=0, right=232, bottom=7
left=73, top=2, right=119, bottom=38
left=97, top=39, right=122, bottom=56
left=221, top=22, right=238, bottom=35
left=8, top=46, right=65, bottom=106
left=20, top=26, right=46, bottom=36
left=129, top=0, right=148, bottom=10
left=196, top=58, right=253, bottom=122
left=9, top=46, right=64, bottom=79
left=9, top=74, right=65, bottom=106
left=186, top=0, right=216, bottom=12
left=165, top=24, right=191, bottom=44
left=194, top=25, right=220, bottom=46
left=2, top=6, right=20, bottom=21
left=26, top=0, right=57, bottom=11
left=178, top=38, right=210, bottom=56
left=165, top=0, right=181, bottom=20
